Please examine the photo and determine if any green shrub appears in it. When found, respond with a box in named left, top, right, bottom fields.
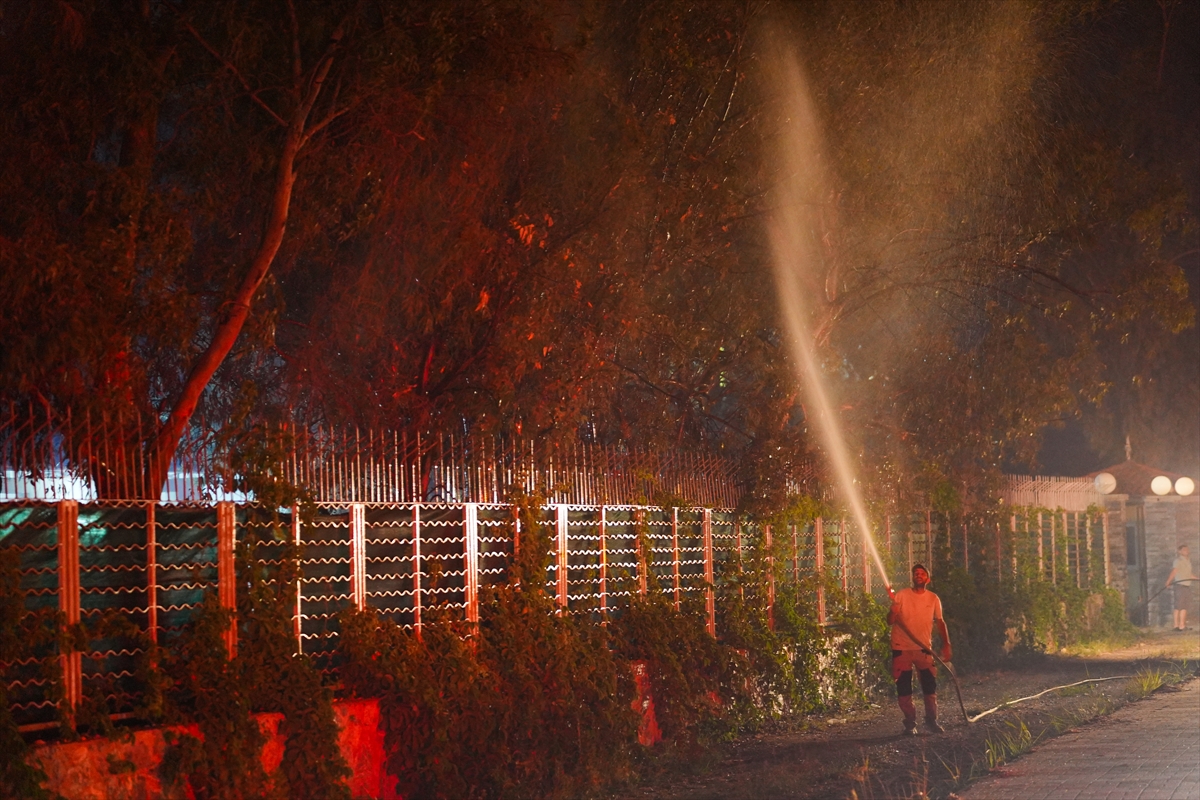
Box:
left=339, top=492, right=636, bottom=799
left=161, top=536, right=351, bottom=800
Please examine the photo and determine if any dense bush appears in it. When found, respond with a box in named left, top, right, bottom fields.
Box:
left=160, top=539, right=352, bottom=800
left=339, top=494, right=637, bottom=800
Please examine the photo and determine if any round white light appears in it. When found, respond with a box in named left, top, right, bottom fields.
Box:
left=1150, top=475, right=1172, bottom=496
left=1175, top=477, right=1195, bottom=497
left=1094, top=472, right=1117, bottom=495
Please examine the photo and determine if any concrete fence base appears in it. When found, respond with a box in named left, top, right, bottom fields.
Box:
left=29, top=668, right=665, bottom=799
left=29, top=699, right=397, bottom=800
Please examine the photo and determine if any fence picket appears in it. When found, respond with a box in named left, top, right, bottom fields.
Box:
left=57, top=500, right=81, bottom=723
left=217, top=502, right=237, bottom=658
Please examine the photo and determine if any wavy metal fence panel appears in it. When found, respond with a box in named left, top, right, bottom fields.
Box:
left=2, top=498, right=1108, bottom=734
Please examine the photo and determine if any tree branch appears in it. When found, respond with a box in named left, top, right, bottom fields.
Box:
left=173, top=12, right=288, bottom=128
left=147, top=20, right=350, bottom=496
left=286, top=0, right=303, bottom=88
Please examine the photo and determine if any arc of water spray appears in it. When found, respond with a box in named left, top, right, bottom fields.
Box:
left=766, top=39, right=973, bottom=724
left=764, top=38, right=1151, bottom=728
left=765, top=40, right=891, bottom=595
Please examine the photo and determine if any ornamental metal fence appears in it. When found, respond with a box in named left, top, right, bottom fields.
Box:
left=2, top=499, right=873, bottom=732
left=1, top=496, right=1111, bottom=734
left=0, top=403, right=756, bottom=507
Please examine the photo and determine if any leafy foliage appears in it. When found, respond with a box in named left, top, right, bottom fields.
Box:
left=160, top=598, right=273, bottom=799
left=0, top=549, right=59, bottom=799
left=160, top=533, right=350, bottom=799
left=339, top=495, right=637, bottom=799
left=613, top=595, right=743, bottom=750
left=2, top=0, right=1194, bottom=505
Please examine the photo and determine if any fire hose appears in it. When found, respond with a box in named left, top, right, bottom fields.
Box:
left=1139, top=577, right=1199, bottom=610
left=884, top=581, right=1190, bottom=725
left=885, top=609, right=1142, bottom=725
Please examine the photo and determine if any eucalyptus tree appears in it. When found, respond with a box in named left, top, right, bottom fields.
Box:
left=0, top=0, right=562, bottom=497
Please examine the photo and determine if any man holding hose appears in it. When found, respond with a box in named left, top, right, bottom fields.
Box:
left=888, top=563, right=952, bottom=735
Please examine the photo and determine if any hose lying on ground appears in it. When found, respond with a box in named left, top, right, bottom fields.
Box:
left=884, top=579, right=1193, bottom=725
left=964, top=675, right=1134, bottom=723
left=886, top=598, right=1137, bottom=725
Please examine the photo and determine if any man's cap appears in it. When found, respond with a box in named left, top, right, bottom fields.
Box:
left=912, top=563, right=929, bottom=574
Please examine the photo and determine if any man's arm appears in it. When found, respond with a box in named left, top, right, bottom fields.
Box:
left=935, top=618, right=952, bottom=661
left=1165, top=566, right=1177, bottom=588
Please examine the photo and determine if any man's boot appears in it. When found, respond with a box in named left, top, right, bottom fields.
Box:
left=899, top=695, right=918, bottom=735
left=923, top=694, right=944, bottom=733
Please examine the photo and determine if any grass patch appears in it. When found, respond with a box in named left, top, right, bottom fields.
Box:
left=1129, top=667, right=1167, bottom=698
left=983, top=719, right=1039, bottom=770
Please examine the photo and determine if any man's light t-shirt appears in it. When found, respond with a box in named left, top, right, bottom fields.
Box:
left=1173, top=555, right=1195, bottom=583
left=891, top=587, right=943, bottom=651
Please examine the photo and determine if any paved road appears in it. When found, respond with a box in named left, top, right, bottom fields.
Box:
left=959, top=676, right=1200, bottom=800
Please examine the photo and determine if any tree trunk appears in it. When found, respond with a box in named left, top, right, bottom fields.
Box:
left=143, top=22, right=343, bottom=499
left=144, top=135, right=300, bottom=498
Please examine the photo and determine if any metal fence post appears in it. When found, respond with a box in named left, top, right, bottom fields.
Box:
left=1050, top=512, right=1057, bottom=585
left=1036, top=511, right=1044, bottom=581
left=465, top=503, right=480, bottom=625
left=636, top=508, right=648, bottom=598
left=886, top=515, right=894, bottom=575
left=1070, top=512, right=1077, bottom=586
left=57, top=500, right=81, bottom=722
left=1101, top=510, right=1110, bottom=586
left=1009, top=514, right=1017, bottom=580
left=145, top=502, right=158, bottom=646
left=924, top=510, right=933, bottom=568
left=862, top=522, right=871, bottom=595
left=350, top=503, right=366, bottom=612
left=735, top=519, right=744, bottom=602
left=814, top=517, right=826, bottom=625
left=764, top=524, right=775, bottom=630
left=598, top=506, right=608, bottom=619
left=907, top=518, right=914, bottom=575
left=556, top=504, right=569, bottom=613
left=216, top=501, right=237, bottom=659
left=703, top=508, right=715, bottom=637
left=839, top=517, right=849, bottom=600
left=292, top=505, right=303, bottom=653
left=671, top=508, right=680, bottom=611
left=413, top=503, right=423, bottom=640
left=1083, top=512, right=1093, bottom=587
left=791, top=523, right=799, bottom=585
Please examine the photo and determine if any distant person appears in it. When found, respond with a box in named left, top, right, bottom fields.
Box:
left=888, top=563, right=952, bottom=735
left=1165, top=544, right=1194, bottom=631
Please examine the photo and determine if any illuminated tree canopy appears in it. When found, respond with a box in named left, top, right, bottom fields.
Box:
left=0, top=0, right=1195, bottom=503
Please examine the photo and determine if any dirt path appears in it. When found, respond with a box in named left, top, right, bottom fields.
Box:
left=615, top=631, right=1200, bottom=800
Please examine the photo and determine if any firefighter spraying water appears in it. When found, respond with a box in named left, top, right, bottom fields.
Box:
left=886, top=564, right=956, bottom=733
left=763, top=37, right=973, bottom=730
